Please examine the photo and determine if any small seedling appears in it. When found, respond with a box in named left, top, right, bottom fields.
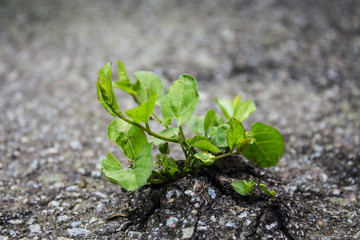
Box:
left=231, top=178, right=256, bottom=196
left=232, top=179, right=276, bottom=202
left=259, top=183, right=276, bottom=199
left=97, top=61, right=284, bottom=192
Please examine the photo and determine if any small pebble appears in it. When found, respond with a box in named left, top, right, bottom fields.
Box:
left=91, top=170, right=102, bottom=178
left=69, top=140, right=81, bottom=150
left=225, top=221, right=236, bottom=229
left=93, top=191, right=108, bottom=199
left=166, top=217, right=179, bottom=228
left=67, top=228, right=90, bottom=237
left=57, top=215, right=69, bottom=222
left=71, top=221, right=82, bottom=228
left=29, top=224, right=42, bottom=234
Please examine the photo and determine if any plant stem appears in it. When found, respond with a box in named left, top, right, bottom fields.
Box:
left=151, top=170, right=169, bottom=181
left=117, top=115, right=179, bottom=143
left=152, top=112, right=162, bottom=123
left=212, top=151, right=238, bottom=161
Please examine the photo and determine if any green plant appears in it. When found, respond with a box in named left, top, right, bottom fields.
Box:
left=259, top=183, right=276, bottom=199
left=231, top=178, right=256, bottom=197
left=232, top=179, right=276, bottom=200
left=97, top=61, right=285, bottom=191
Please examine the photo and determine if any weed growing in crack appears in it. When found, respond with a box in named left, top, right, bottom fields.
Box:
left=97, top=61, right=284, bottom=192
left=232, top=179, right=276, bottom=202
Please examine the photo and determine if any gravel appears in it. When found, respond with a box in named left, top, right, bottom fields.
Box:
left=0, top=0, right=359, bottom=239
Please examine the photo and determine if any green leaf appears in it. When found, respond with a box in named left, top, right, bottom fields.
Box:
left=232, top=179, right=256, bottom=196
left=150, top=128, right=179, bottom=145
left=112, top=81, right=137, bottom=95
left=125, top=89, right=157, bottom=123
left=107, top=118, right=132, bottom=140
left=210, top=124, right=230, bottom=148
left=259, top=183, right=276, bottom=198
left=243, top=122, right=284, bottom=167
left=117, top=60, right=132, bottom=86
left=187, top=135, right=208, bottom=146
left=97, top=63, right=122, bottom=116
left=226, top=118, right=246, bottom=151
left=237, top=138, right=253, bottom=152
left=234, top=99, right=256, bottom=122
left=188, top=136, right=220, bottom=153
left=159, top=142, right=170, bottom=154
left=215, top=98, right=234, bottom=119
left=186, top=116, right=205, bottom=135
left=133, top=71, right=164, bottom=106
left=97, top=82, right=116, bottom=116
left=102, top=144, right=153, bottom=191
left=161, top=74, right=199, bottom=127
left=204, top=110, right=224, bottom=137
left=132, top=79, right=147, bottom=104
left=101, top=153, right=123, bottom=184
left=158, top=154, right=179, bottom=175
left=193, top=140, right=221, bottom=153
left=102, top=153, right=123, bottom=171
left=232, top=95, right=242, bottom=107
left=194, top=152, right=216, bottom=166
left=115, top=125, right=147, bottom=160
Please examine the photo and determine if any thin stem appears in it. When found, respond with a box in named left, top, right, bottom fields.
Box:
left=212, top=151, right=238, bottom=161
left=189, top=157, right=199, bottom=169
left=185, top=155, right=192, bottom=169
left=145, top=122, right=151, bottom=132
left=152, top=112, right=162, bottom=123
left=179, top=125, right=187, bottom=142
left=151, top=170, right=169, bottom=181
left=117, top=115, right=179, bottom=143
left=148, top=178, right=166, bottom=184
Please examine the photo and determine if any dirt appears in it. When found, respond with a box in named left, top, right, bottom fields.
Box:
left=0, top=0, right=359, bottom=239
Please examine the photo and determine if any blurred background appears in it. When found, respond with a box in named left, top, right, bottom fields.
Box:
left=1, top=0, right=359, bottom=238
left=1, top=0, right=359, bottom=210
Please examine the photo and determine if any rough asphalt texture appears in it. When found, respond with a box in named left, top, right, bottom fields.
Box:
left=0, top=0, right=359, bottom=239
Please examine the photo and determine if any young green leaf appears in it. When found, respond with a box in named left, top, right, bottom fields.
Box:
left=232, top=95, right=242, bottom=107
left=204, top=109, right=224, bottom=137
left=102, top=144, right=153, bottom=191
left=150, top=128, right=179, bottom=145
left=259, top=183, right=276, bottom=198
left=102, top=153, right=123, bottom=171
left=115, top=125, right=147, bottom=160
left=111, top=61, right=137, bottom=95
left=161, top=74, right=199, bottom=127
left=159, top=142, right=170, bottom=154
left=108, top=118, right=132, bottom=140
left=237, top=138, right=253, bottom=152
left=132, top=79, right=148, bottom=104
left=226, top=118, right=246, bottom=151
left=112, top=81, right=137, bottom=95
left=125, top=89, right=157, bottom=123
left=157, top=154, right=179, bottom=176
left=186, top=116, right=205, bottom=135
left=233, top=99, right=256, bottom=122
left=231, top=179, right=256, bottom=196
left=194, top=152, right=216, bottom=166
left=101, top=153, right=123, bottom=184
left=97, top=82, right=116, bottom=116
left=215, top=98, right=234, bottom=119
left=243, top=122, right=284, bottom=167
left=133, top=71, right=164, bottom=106
left=210, top=124, right=230, bottom=148
left=97, top=63, right=122, bottom=116
left=117, top=60, right=132, bottom=86
left=189, top=136, right=221, bottom=153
